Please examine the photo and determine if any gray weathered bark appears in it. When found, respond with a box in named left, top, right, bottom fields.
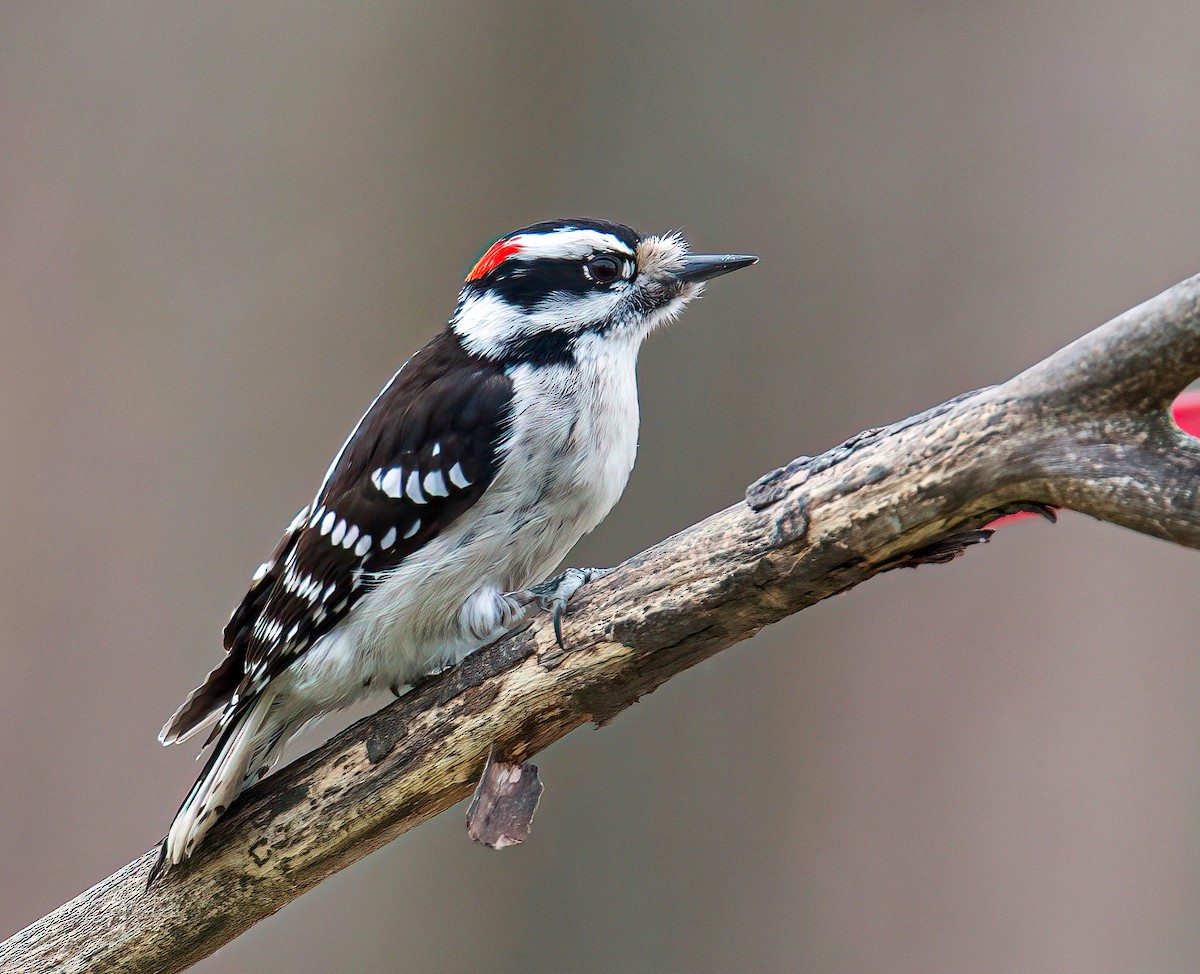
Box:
left=3, top=274, right=1199, bottom=974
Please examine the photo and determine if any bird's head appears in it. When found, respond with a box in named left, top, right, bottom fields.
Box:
left=450, top=218, right=756, bottom=365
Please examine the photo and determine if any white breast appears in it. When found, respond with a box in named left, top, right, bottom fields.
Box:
left=288, top=331, right=643, bottom=703
left=503, top=331, right=642, bottom=544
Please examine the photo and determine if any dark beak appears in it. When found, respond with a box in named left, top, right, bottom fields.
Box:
left=675, top=254, right=758, bottom=285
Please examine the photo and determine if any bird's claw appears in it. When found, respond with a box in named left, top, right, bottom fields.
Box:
left=522, top=567, right=611, bottom=648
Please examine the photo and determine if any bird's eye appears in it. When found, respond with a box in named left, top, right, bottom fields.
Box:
left=584, top=255, right=623, bottom=284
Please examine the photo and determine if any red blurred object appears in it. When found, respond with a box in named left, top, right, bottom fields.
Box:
left=1174, top=388, right=1200, bottom=435
left=985, top=389, right=1200, bottom=528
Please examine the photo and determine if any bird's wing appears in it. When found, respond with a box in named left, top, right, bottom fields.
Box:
left=161, top=330, right=513, bottom=743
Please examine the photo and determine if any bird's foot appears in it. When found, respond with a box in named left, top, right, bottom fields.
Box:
left=514, top=567, right=612, bottom=649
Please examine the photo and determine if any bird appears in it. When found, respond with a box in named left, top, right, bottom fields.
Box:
left=150, top=217, right=756, bottom=881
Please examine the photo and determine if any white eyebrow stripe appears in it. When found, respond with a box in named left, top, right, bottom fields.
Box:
left=510, top=228, right=634, bottom=261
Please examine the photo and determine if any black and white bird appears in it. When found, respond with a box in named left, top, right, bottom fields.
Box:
left=152, top=218, right=755, bottom=878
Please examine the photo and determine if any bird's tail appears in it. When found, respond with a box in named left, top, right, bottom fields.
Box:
left=151, top=690, right=280, bottom=882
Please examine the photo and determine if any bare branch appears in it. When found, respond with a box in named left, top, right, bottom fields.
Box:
left=1010, top=273, right=1200, bottom=411
left=4, top=274, right=1199, bottom=974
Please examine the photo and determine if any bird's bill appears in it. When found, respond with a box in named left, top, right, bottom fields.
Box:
left=674, top=254, right=758, bottom=285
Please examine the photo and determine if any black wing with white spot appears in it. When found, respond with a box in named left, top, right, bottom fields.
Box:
left=162, top=330, right=513, bottom=743
left=159, top=505, right=311, bottom=744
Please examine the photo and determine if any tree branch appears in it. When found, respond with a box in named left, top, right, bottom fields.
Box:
left=5, top=275, right=1200, bottom=974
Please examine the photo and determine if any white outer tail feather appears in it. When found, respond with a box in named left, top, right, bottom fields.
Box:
left=157, top=707, right=221, bottom=747
left=164, top=691, right=278, bottom=867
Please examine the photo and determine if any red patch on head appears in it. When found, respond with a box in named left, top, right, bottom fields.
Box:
left=466, top=237, right=524, bottom=282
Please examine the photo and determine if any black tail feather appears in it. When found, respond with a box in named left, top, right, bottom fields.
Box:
left=159, top=652, right=243, bottom=745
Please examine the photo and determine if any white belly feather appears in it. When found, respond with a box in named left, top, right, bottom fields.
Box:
left=280, top=332, right=640, bottom=709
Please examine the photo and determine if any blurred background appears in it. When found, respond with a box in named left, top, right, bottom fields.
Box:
left=3, top=3, right=1200, bottom=972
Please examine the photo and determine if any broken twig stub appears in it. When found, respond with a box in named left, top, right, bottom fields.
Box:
left=466, top=749, right=544, bottom=849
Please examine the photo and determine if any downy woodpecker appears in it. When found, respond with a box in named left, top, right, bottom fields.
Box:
left=152, top=218, right=756, bottom=879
